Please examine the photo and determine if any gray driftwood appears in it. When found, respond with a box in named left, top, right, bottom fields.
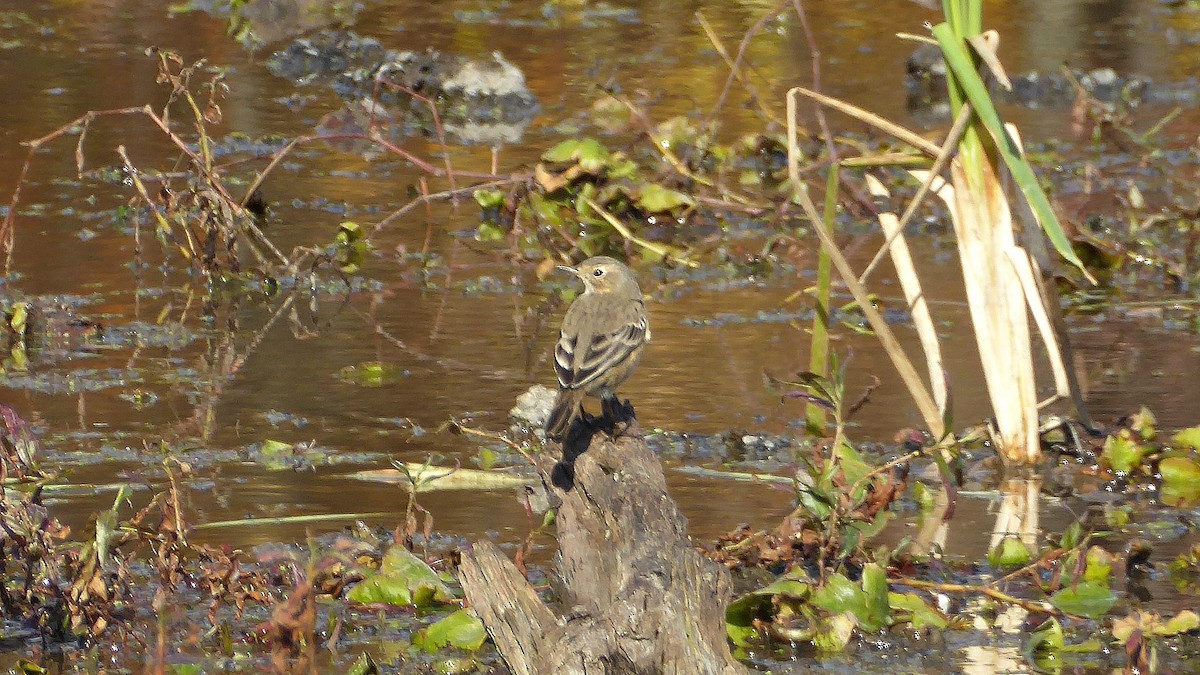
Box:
left=459, top=422, right=747, bottom=674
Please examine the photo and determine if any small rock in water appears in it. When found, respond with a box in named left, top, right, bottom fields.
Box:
left=510, top=384, right=556, bottom=430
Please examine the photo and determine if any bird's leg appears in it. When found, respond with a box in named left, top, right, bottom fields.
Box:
left=601, top=395, right=638, bottom=438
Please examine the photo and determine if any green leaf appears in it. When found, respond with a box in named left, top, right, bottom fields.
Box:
left=888, top=592, right=948, bottom=631
left=541, top=139, right=581, bottom=163
left=1159, top=456, right=1200, bottom=507
left=988, top=537, right=1033, bottom=568
left=1101, top=430, right=1148, bottom=474
left=635, top=184, right=695, bottom=213
left=833, top=441, right=873, bottom=496
left=472, top=188, right=504, bottom=209
left=1172, top=425, right=1200, bottom=451
left=1083, top=546, right=1113, bottom=584
left=1025, top=617, right=1066, bottom=654
left=541, top=138, right=610, bottom=173
left=337, top=362, right=409, bottom=387
left=336, top=221, right=363, bottom=244
left=8, top=302, right=29, bottom=334
left=1024, top=617, right=1102, bottom=665
left=413, top=609, right=488, bottom=653
left=913, top=481, right=936, bottom=511
left=260, top=439, right=293, bottom=457
left=860, top=563, right=891, bottom=633
left=1059, top=521, right=1084, bottom=550
left=931, top=22, right=1092, bottom=281
left=725, top=594, right=771, bottom=646
left=1049, top=581, right=1117, bottom=619
left=347, top=545, right=454, bottom=608
left=812, top=573, right=872, bottom=630
left=346, top=652, right=378, bottom=675
left=476, top=222, right=505, bottom=242
left=726, top=568, right=812, bottom=646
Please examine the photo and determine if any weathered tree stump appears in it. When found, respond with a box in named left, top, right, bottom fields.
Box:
left=459, top=422, right=747, bottom=674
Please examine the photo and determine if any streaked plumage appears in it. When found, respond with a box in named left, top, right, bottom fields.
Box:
left=545, top=256, right=649, bottom=440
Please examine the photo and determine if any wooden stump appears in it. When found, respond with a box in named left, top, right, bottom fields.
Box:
left=459, top=422, right=747, bottom=674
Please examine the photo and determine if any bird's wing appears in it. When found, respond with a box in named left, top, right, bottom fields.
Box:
left=554, top=312, right=647, bottom=391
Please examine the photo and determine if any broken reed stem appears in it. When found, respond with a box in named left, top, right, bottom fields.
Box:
left=865, top=174, right=948, bottom=415
left=192, top=512, right=396, bottom=531
left=786, top=88, right=944, bottom=438
left=858, top=104, right=974, bottom=284
left=898, top=578, right=1071, bottom=619
left=806, top=167, right=837, bottom=432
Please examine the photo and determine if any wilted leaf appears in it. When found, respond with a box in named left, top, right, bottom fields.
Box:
left=1130, top=406, right=1156, bottom=440
left=1159, top=609, right=1200, bottom=635
left=811, top=612, right=856, bottom=652
left=1110, top=610, right=1197, bottom=642
left=413, top=609, right=487, bottom=652
left=347, top=545, right=454, bottom=608
left=1049, top=581, right=1117, bottom=619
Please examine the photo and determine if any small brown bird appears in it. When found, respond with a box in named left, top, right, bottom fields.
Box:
left=545, top=256, right=650, bottom=440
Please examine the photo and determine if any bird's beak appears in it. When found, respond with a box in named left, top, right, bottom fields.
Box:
left=557, top=264, right=580, bottom=278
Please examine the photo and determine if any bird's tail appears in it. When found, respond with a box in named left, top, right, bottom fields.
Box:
left=545, top=389, right=583, bottom=440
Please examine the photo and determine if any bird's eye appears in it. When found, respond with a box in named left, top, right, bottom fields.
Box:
left=593, top=268, right=604, bottom=277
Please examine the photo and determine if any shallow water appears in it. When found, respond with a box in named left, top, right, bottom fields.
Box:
left=2, top=1, right=1200, bottom=670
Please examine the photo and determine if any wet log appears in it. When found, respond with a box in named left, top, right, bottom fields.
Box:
left=459, top=422, right=747, bottom=674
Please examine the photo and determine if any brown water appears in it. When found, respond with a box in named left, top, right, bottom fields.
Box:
left=2, top=0, right=1200, bottom=650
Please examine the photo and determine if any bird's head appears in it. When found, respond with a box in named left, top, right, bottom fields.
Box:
left=558, top=256, right=638, bottom=295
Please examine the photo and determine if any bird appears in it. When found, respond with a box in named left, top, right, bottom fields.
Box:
left=544, top=256, right=650, bottom=441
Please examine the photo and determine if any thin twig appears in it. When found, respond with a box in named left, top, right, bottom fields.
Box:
left=371, top=177, right=524, bottom=235
left=581, top=196, right=699, bottom=268
left=858, top=104, right=973, bottom=283
left=898, top=577, right=1077, bottom=619
left=697, top=6, right=787, bottom=126
left=454, top=424, right=537, bottom=468
left=791, top=0, right=836, bottom=162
